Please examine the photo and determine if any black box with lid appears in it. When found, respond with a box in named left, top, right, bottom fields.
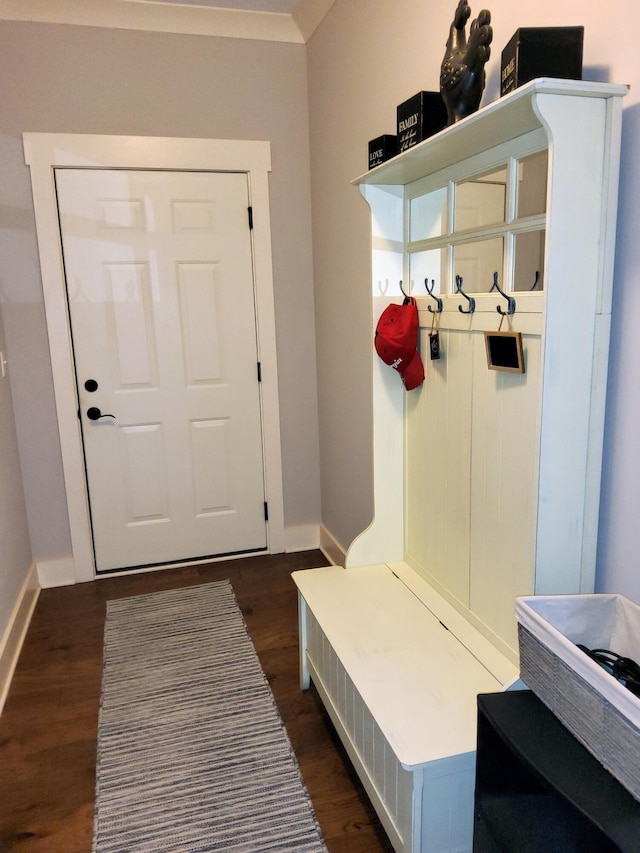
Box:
left=396, top=92, right=448, bottom=153
left=501, top=26, right=584, bottom=96
left=368, top=134, right=398, bottom=169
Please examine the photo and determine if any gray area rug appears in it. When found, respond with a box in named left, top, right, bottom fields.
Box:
left=92, top=581, right=328, bottom=852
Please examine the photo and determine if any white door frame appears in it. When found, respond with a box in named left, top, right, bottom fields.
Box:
left=24, top=133, right=285, bottom=582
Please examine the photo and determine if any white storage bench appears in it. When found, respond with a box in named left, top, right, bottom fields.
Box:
left=293, top=562, right=518, bottom=853
left=295, top=81, right=626, bottom=853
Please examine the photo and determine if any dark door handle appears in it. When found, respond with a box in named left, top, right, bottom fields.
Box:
left=87, top=407, right=116, bottom=421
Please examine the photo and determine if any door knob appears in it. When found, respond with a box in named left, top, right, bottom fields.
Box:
left=87, top=407, right=116, bottom=421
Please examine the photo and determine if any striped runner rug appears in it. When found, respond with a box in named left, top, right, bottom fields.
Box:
left=92, top=581, right=328, bottom=853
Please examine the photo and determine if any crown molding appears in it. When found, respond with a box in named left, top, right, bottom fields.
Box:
left=0, top=0, right=335, bottom=43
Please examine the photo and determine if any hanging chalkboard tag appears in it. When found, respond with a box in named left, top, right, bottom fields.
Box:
left=429, top=308, right=441, bottom=361
left=429, top=331, right=441, bottom=360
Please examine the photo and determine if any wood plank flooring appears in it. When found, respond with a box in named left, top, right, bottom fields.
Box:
left=0, top=551, right=393, bottom=853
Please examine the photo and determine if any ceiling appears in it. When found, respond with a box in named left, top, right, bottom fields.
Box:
left=0, top=0, right=335, bottom=43
left=136, top=1, right=298, bottom=11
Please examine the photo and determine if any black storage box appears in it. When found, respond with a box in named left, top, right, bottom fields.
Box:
left=396, top=92, right=448, bottom=153
left=501, top=27, right=584, bottom=96
left=368, top=134, right=398, bottom=169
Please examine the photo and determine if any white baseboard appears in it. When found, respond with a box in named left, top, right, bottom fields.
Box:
left=35, top=535, right=329, bottom=583
left=0, top=563, right=40, bottom=715
left=37, top=556, right=76, bottom=588
left=319, top=524, right=348, bottom=566
left=284, top=523, right=320, bottom=553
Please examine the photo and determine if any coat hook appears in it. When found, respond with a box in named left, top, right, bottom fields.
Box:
left=489, top=272, right=516, bottom=316
left=399, top=279, right=410, bottom=300
left=455, top=275, right=475, bottom=314
left=529, top=270, right=541, bottom=291
left=424, top=279, right=443, bottom=314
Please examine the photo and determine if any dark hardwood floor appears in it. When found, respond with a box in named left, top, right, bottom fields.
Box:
left=0, top=551, right=393, bottom=853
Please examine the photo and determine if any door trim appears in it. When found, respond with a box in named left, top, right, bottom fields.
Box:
left=24, top=133, right=285, bottom=582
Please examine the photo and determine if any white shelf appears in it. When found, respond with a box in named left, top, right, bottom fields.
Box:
left=354, top=79, right=629, bottom=188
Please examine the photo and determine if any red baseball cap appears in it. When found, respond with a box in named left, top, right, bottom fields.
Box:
left=374, top=298, right=425, bottom=390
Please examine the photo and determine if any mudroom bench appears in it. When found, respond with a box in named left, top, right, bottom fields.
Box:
left=292, top=562, right=518, bottom=852
left=294, top=81, right=626, bottom=853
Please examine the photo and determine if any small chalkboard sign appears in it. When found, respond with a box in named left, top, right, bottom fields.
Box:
left=484, top=330, right=525, bottom=373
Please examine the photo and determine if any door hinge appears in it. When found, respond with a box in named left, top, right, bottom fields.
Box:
left=264, top=502, right=269, bottom=521
left=247, top=206, right=254, bottom=230
left=257, top=362, right=262, bottom=382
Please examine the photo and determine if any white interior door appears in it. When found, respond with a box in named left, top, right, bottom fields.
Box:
left=55, top=168, right=267, bottom=572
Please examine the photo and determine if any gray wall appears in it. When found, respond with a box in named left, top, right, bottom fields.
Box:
left=308, top=0, right=640, bottom=601
left=0, top=21, right=321, bottom=573
left=0, top=305, right=31, bottom=637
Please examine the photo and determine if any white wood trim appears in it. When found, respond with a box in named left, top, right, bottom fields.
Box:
left=319, top=523, right=348, bottom=566
left=0, top=563, right=40, bottom=715
left=0, top=0, right=334, bottom=44
left=23, top=133, right=285, bottom=582
left=0, top=0, right=333, bottom=43
left=284, top=523, right=320, bottom=553
left=36, top=557, right=77, bottom=589
left=246, top=162, right=286, bottom=554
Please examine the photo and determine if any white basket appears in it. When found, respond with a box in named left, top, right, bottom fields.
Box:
left=516, top=593, right=640, bottom=800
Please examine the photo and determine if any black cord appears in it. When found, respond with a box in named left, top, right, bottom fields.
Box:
left=577, top=645, right=640, bottom=697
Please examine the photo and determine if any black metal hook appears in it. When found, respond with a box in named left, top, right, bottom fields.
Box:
left=399, top=280, right=410, bottom=301
left=489, top=272, right=516, bottom=316
left=455, top=275, right=475, bottom=314
left=529, top=270, right=541, bottom=291
left=424, top=279, right=443, bottom=314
